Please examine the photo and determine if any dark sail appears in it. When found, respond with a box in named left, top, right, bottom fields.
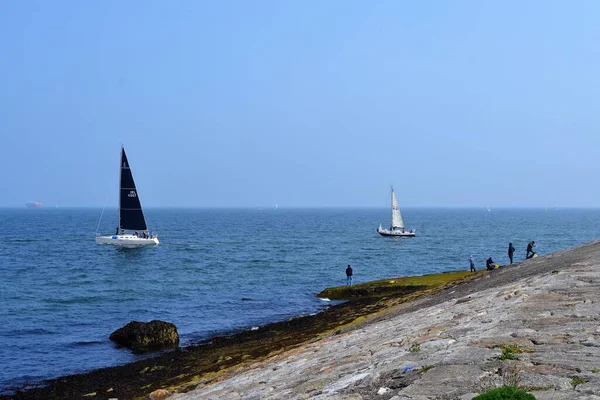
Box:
left=119, top=148, right=148, bottom=231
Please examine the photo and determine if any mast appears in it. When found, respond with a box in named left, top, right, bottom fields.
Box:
left=118, top=145, right=123, bottom=233
left=390, top=186, right=394, bottom=228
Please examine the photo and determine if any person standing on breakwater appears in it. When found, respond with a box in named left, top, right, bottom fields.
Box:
left=526, top=241, right=536, bottom=259
left=508, top=242, right=516, bottom=264
left=345, top=264, right=353, bottom=286
left=469, top=255, right=476, bottom=272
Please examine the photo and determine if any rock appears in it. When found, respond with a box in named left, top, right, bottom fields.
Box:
left=377, top=387, right=391, bottom=395
left=109, top=320, right=179, bottom=352
left=149, top=388, right=172, bottom=399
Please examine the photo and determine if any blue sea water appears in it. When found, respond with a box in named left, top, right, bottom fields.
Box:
left=1, top=207, right=599, bottom=392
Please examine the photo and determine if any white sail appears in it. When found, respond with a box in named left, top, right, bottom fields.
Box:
left=391, top=187, right=405, bottom=229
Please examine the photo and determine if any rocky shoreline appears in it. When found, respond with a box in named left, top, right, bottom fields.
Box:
left=4, top=240, right=600, bottom=399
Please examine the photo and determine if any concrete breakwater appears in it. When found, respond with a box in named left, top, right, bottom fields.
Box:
left=173, top=240, right=600, bottom=400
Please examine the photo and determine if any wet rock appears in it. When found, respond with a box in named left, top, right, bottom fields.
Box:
left=110, top=320, right=179, bottom=352
left=149, top=388, right=172, bottom=399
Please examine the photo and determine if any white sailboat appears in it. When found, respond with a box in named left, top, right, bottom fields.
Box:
left=377, top=186, right=415, bottom=237
left=95, top=146, right=159, bottom=246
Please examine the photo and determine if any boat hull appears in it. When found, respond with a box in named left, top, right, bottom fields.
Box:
left=95, top=234, right=159, bottom=247
left=377, top=228, right=416, bottom=237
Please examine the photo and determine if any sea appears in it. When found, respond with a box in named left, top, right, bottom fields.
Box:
left=1, top=207, right=599, bottom=393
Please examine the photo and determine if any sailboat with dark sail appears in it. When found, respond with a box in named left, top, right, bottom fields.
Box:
left=95, top=146, right=159, bottom=246
left=377, top=186, right=415, bottom=237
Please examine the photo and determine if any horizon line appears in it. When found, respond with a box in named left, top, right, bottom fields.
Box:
left=0, top=205, right=597, bottom=210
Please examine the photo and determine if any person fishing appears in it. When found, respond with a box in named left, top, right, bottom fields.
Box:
left=469, top=255, right=476, bottom=272
left=345, top=264, right=353, bottom=286
left=526, top=241, right=536, bottom=259
left=486, top=257, right=495, bottom=271
left=508, top=242, right=516, bottom=264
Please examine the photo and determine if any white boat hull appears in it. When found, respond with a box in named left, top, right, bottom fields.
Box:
left=377, top=227, right=416, bottom=237
left=95, top=234, right=159, bottom=247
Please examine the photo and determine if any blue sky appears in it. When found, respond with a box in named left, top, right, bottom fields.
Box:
left=1, top=1, right=600, bottom=207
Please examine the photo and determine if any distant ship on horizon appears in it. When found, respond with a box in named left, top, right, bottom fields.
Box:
left=25, top=201, right=43, bottom=208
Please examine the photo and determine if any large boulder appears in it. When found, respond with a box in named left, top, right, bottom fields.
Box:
left=109, top=320, right=179, bottom=352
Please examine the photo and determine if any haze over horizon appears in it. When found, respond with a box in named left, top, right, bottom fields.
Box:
left=2, top=1, right=600, bottom=208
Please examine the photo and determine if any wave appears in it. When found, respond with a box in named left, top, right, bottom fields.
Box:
left=6, top=328, right=57, bottom=336
left=4, top=238, right=50, bottom=243
left=42, top=296, right=106, bottom=305
left=67, top=340, right=105, bottom=348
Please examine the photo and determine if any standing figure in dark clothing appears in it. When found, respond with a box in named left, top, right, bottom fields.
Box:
left=508, top=242, right=516, bottom=264
left=345, top=264, right=353, bottom=286
left=486, top=257, right=495, bottom=271
left=526, top=241, right=536, bottom=259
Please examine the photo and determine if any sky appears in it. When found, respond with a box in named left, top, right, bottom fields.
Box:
left=1, top=0, right=600, bottom=208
